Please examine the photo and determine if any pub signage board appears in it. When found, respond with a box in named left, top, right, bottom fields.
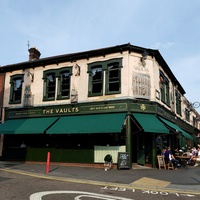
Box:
left=117, top=152, right=130, bottom=169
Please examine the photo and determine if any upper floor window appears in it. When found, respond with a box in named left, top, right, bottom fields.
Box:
left=46, top=73, right=56, bottom=99
left=9, top=74, right=24, bottom=104
left=159, top=71, right=170, bottom=106
left=43, top=67, right=72, bottom=101
left=57, top=70, right=71, bottom=99
left=105, top=62, right=121, bottom=94
left=193, top=116, right=197, bottom=127
left=185, top=108, right=190, bottom=122
left=90, top=65, right=103, bottom=96
left=175, top=90, right=182, bottom=116
left=88, top=58, right=122, bottom=97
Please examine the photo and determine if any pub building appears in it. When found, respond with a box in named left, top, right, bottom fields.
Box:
left=0, top=43, right=199, bottom=168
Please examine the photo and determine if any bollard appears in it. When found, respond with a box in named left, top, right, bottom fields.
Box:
left=46, top=152, right=50, bottom=173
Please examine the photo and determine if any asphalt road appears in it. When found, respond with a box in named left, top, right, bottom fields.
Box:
left=1, top=161, right=200, bottom=199
left=1, top=169, right=200, bottom=200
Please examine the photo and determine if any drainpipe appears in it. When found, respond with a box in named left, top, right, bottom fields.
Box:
left=126, top=113, right=132, bottom=169
left=152, top=133, right=156, bottom=168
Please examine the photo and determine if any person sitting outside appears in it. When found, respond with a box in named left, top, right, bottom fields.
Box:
left=161, top=148, right=166, bottom=156
left=104, top=154, right=113, bottom=171
left=192, top=147, right=198, bottom=156
left=192, top=147, right=200, bottom=167
left=164, top=147, right=179, bottom=170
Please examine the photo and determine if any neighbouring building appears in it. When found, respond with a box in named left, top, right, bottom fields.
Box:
left=0, top=71, right=5, bottom=157
left=0, top=43, right=199, bottom=168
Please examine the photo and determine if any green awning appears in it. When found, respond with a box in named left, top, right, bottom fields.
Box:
left=158, top=117, right=193, bottom=140
left=132, top=113, right=169, bottom=133
left=46, top=113, right=126, bottom=134
left=0, top=117, right=59, bottom=134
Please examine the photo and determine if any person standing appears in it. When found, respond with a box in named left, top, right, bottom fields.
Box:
left=164, top=146, right=179, bottom=170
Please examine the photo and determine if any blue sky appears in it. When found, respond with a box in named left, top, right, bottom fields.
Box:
left=1, top=0, right=200, bottom=112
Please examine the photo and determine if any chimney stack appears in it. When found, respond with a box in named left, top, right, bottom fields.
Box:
left=28, top=47, right=41, bottom=61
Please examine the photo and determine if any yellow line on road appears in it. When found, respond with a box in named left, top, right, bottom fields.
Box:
left=1, top=168, right=200, bottom=195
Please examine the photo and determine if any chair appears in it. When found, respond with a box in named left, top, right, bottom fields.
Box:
left=167, top=161, right=174, bottom=170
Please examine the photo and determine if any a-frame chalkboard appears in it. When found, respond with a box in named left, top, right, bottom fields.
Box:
left=117, top=152, right=130, bottom=169
left=157, top=155, right=166, bottom=169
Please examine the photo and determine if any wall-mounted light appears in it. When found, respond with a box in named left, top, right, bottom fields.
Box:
left=27, top=72, right=34, bottom=82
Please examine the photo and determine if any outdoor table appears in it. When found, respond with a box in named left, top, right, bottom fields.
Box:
left=175, top=156, right=191, bottom=170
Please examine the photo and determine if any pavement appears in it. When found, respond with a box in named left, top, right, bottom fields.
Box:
left=0, top=161, right=200, bottom=194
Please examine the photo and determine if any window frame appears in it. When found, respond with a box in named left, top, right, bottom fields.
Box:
left=43, top=67, right=72, bottom=101
left=105, top=59, right=122, bottom=95
left=185, top=108, right=190, bottom=122
left=43, top=70, right=56, bottom=101
left=87, top=64, right=104, bottom=97
left=9, top=74, right=24, bottom=104
left=175, top=90, right=182, bottom=116
left=87, top=58, right=122, bottom=97
left=159, top=71, right=170, bottom=106
left=57, top=68, right=72, bottom=100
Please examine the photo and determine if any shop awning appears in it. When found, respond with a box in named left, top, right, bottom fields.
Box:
left=46, top=113, right=126, bottom=134
left=132, top=113, right=169, bottom=133
left=0, top=117, right=59, bottom=134
left=158, top=117, right=193, bottom=140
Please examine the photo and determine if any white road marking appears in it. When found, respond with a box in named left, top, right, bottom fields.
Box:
left=30, top=191, right=134, bottom=200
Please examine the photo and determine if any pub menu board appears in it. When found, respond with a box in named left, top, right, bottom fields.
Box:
left=117, top=152, right=130, bottom=169
left=157, top=155, right=166, bottom=169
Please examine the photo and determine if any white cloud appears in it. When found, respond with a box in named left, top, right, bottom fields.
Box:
left=151, top=42, right=175, bottom=50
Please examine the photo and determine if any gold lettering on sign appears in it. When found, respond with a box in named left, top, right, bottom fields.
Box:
left=89, top=105, right=116, bottom=111
left=43, top=109, right=54, bottom=114
left=43, top=107, right=79, bottom=115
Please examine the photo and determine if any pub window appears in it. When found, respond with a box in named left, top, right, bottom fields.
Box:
left=45, top=72, right=56, bottom=100
left=185, top=108, right=190, bottom=122
left=43, top=67, right=72, bottom=101
left=175, top=90, right=182, bottom=116
left=105, top=61, right=121, bottom=95
left=159, top=71, right=170, bottom=106
left=88, top=65, right=103, bottom=96
left=193, top=116, right=197, bottom=127
left=87, top=58, right=122, bottom=97
left=57, top=68, right=72, bottom=100
left=9, top=74, right=24, bottom=104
